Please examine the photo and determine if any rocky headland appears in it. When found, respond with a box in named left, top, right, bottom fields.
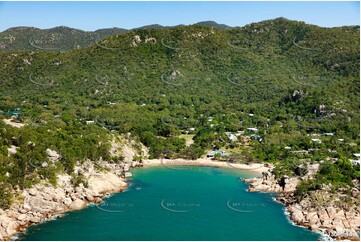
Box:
left=0, top=158, right=144, bottom=240
left=242, top=167, right=360, bottom=240
left=0, top=135, right=146, bottom=240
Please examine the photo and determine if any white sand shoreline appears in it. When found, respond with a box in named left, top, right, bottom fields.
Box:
left=143, top=158, right=270, bottom=174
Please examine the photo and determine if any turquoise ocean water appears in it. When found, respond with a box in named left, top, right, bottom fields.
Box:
left=21, top=166, right=320, bottom=240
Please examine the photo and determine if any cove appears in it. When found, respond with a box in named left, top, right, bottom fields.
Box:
left=20, top=166, right=320, bottom=240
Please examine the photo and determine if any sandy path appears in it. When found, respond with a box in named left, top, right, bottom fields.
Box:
left=3, top=118, right=27, bottom=128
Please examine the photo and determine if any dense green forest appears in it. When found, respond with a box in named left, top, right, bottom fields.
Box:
left=0, top=18, right=359, bottom=208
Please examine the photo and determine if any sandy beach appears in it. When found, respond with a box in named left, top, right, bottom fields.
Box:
left=143, top=158, right=270, bottom=174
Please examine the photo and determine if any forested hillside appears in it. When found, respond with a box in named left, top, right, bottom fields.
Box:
left=0, top=17, right=359, bottom=208
left=0, top=26, right=128, bottom=51
left=0, top=21, right=232, bottom=51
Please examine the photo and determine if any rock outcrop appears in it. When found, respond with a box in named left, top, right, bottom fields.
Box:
left=0, top=160, right=129, bottom=240
left=243, top=171, right=360, bottom=240
left=69, top=199, right=87, bottom=210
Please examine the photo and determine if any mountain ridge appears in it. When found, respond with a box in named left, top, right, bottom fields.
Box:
left=1, top=20, right=234, bottom=33
left=1, top=18, right=359, bottom=51
left=3, top=17, right=358, bottom=33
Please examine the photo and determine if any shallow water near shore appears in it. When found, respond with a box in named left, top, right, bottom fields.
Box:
left=20, top=166, right=320, bottom=240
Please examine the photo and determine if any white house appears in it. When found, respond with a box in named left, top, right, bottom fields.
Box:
left=225, top=132, right=237, bottom=142
left=308, top=148, right=320, bottom=152
left=291, top=150, right=308, bottom=154
left=247, top=127, right=259, bottom=133
left=207, top=149, right=228, bottom=159
left=235, top=131, right=245, bottom=136
left=351, top=154, right=360, bottom=165
left=308, top=133, right=321, bottom=136
left=323, top=133, right=334, bottom=136
left=86, top=120, right=95, bottom=125
left=311, top=138, right=322, bottom=143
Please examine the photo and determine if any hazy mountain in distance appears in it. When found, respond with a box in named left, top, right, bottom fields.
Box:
left=194, top=21, right=234, bottom=29
left=133, top=24, right=169, bottom=30
left=0, top=21, right=234, bottom=51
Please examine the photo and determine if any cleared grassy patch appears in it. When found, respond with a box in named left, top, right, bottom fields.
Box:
left=179, top=134, right=195, bottom=146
